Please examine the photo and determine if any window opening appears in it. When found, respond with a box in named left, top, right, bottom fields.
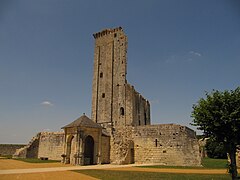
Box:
left=120, top=107, right=124, bottom=116
left=155, top=139, right=158, bottom=147
left=144, top=112, right=147, bottom=125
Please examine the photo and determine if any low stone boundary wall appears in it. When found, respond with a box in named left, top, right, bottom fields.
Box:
left=0, top=144, right=26, bottom=156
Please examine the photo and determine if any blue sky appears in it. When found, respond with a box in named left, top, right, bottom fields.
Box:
left=0, top=0, right=239, bottom=144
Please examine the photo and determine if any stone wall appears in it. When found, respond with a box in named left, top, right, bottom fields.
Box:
left=0, top=144, right=26, bottom=156
left=133, top=124, right=201, bottom=166
left=105, top=124, right=201, bottom=166
left=101, top=135, right=110, bottom=164
left=38, top=132, right=64, bottom=160
left=91, top=27, right=150, bottom=128
left=13, top=132, right=64, bottom=160
left=13, top=132, right=41, bottom=158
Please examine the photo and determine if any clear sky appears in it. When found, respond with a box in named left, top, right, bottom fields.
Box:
left=0, top=0, right=240, bottom=144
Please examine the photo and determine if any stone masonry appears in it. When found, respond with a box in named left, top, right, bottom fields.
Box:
left=13, top=27, right=201, bottom=166
left=91, top=27, right=201, bottom=166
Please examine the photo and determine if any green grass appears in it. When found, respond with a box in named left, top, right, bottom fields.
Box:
left=0, top=155, right=13, bottom=159
left=138, top=158, right=228, bottom=169
left=14, top=158, right=60, bottom=163
left=202, top=157, right=228, bottom=169
left=75, top=170, right=230, bottom=180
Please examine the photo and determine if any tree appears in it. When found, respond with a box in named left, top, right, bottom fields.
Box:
left=191, top=87, right=240, bottom=180
left=205, top=138, right=227, bottom=159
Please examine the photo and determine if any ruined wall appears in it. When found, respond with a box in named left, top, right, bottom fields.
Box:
left=0, top=144, right=26, bottom=156
left=106, top=124, right=201, bottom=166
left=109, top=126, right=133, bottom=164
left=133, top=124, right=201, bottom=166
left=13, top=133, right=41, bottom=158
left=38, top=132, right=64, bottom=160
left=13, top=132, right=64, bottom=160
left=101, top=135, right=110, bottom=164
left=126, top=83, right=150, bottom=126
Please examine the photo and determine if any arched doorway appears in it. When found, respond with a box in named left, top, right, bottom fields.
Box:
left=84, top=135, right=94, bottom=165
left=66, top=135, right=74, bottom=164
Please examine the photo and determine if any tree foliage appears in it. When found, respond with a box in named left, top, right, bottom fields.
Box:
left=191, top=87, right=240, bottom=179
left=205, top=138, right=227, bottom=159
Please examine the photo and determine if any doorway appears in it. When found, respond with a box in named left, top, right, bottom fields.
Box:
left=84, top=135, right=94, bottom=165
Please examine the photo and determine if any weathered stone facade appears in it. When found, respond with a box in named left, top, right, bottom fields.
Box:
left=13, top=132, right=64, bottom=160
left=14, top=27, right=201, bottom=166
left=91, top=27, right=201, bottom=166
left=91, top=27, right=150, bottom=128
left=38, top=132, right=64, bottom=160
left=61, top=115, right=110, bottom=165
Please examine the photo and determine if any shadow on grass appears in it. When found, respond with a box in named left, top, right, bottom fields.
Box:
left=74, top=169, right=230, bottom=180
left=138, top=158, right=229, bottom=169
left=13, top=158, right=61, bottom=163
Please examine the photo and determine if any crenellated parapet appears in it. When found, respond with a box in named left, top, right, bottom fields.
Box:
left=93, top=27, right=123, bottom=39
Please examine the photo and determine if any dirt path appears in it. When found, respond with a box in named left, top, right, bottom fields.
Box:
left=0, top=171, right=98, bottom=180
left=0, top=159, right=70, bottom=170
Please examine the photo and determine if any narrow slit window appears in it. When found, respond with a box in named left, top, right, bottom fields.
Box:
left=102, top=93, right=105, bottom=98
left=155, top=139, right=158, bottom=147
left=144, top=112, right=147, bottom=125
left=100, top=72, right=103, bottom=78
left=120, top=107, right=124, bottom=116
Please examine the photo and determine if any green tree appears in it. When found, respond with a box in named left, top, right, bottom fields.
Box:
left=205, top=138, right=227, bottom=159
left=191, top=87, right=240, bottom=180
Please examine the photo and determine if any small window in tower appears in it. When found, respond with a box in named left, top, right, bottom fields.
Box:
left=120, top=107, right=124, bottom=116
left=102, top=93, right=105, bottom=98
left=114, top=33, right=117, bottom=38
left=100, top=72, right=103, bottom=78
left=139, top=120, right=141, bottom=125
left=155, top=139, right=158, bottom=147
left=144, top=112, right=147, bottom=125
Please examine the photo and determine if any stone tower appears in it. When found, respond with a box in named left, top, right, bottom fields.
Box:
left=91, top=27, right=150, bottom=129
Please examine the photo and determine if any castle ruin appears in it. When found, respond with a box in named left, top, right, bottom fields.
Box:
left=13, top=27, right=201, bottom=166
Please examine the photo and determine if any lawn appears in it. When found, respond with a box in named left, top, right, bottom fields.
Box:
left=0, top=155, right=60, bottom=163
left=14, top=158, right=61, bottom=163
left=75, top=158, right=232, bottom=180
left=76, top=169, right=230, bottom=180
left=139, top=158, right=228, bottom=169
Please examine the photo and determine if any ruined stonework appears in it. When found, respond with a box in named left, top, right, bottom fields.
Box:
left=133, top=125, right=201, bottom=166
left=14, top=27, right=201, bottom=166
left=0, top=144, right=25, bottom=156
left=91, top=27, right=150, bottom=128
left=13, top=132, right=41, bottom=158
left=91, top=27, right=201, bottom=166
left=13, top=132, right=64, bottom=160
left=37, top=132, right=64, bottom=160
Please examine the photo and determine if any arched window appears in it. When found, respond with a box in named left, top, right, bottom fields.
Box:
left=120, top=107, right=124, bottom=116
